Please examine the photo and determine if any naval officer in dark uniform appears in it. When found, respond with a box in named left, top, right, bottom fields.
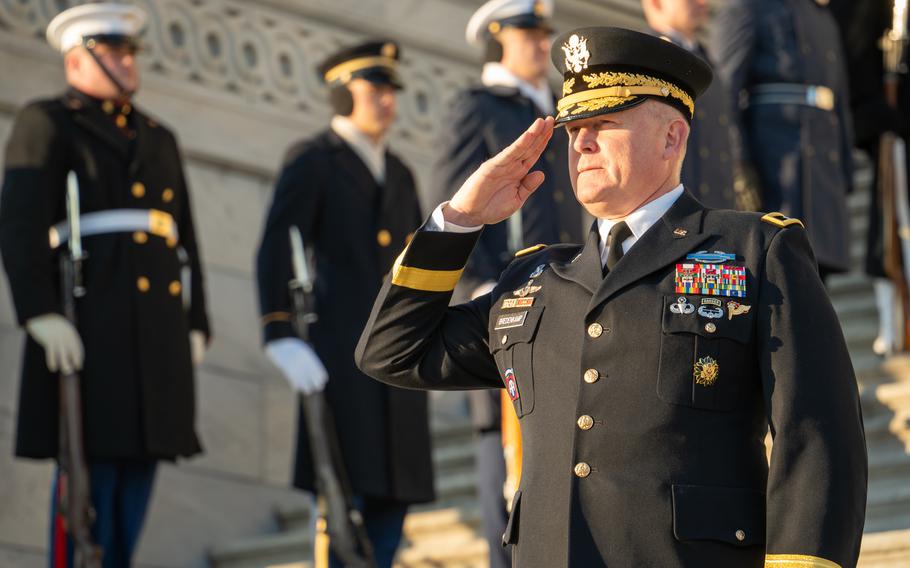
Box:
left=711, top=0, right=855, bottom=278
left=641, top=0, right=744, bottom=210
left=357, top=27, right=867, bottom=568
left=0, top=4, right=210, bottom=566
left=435, top=4, right=585, bottom=564
left=255, top=40, right=434, bottom=568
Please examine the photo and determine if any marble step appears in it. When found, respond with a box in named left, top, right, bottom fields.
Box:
left=207, top=530, right=313, bottom=568
left=859, top=528, right=910, bottom=567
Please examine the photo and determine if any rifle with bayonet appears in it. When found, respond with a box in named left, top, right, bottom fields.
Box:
left=57, top=171, right=103, bottom=567
left=881, top=0, right=910, bottom=351
left=287, top=226, right=375, bottom=568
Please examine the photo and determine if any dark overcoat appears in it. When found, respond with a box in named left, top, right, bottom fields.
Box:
left=0, top=89, right=209, bottom=460
left=830, top=0, right=910, bottom=277
left=434, top=85, right=587, bottom=431
left=652, top=32, right=739, bottom=210
left=357, top=190, right=867, bottom=567
left=256, top=129, right=435, bottom=503
left=711, top=0, right=854, bottom=272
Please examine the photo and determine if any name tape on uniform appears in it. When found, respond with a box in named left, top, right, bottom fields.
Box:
left=502, top=297, right=535, bottom=309
left=495, top=311, right=529, bottom=330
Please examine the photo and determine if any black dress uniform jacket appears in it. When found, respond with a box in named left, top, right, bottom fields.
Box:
left=434, top=85, right=586, bottom=431
left=654, top=31, right=739, bottom=210
left=0, top=89, right=209, bottom=460
left=356, top=190, right=867, bottom=567
left=712, top=0, right=854, bottom=273
left=830, top=0, right=910, bottom=277
left=256, top=129, right=434, bottom=503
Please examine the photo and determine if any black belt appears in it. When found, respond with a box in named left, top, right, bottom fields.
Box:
left=746, top=83, right=835, bottom=111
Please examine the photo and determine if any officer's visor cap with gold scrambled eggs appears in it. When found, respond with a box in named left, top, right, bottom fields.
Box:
left=46, top=2, right=146, bottom=54
left=552, top=27, right=713, bottom=126
left=318, top=40, right=403, bottom=90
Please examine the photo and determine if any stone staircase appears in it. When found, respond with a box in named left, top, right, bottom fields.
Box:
left=209, top=157, right=910, bottom=568
left=832, top=156, right=910, bottom=566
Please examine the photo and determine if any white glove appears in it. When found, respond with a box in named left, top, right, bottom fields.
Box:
left=190, top=330, right=207, bottom=366
left=25, top=313, right=84, bottom=374
left=265, top=337, right=328, bottom=394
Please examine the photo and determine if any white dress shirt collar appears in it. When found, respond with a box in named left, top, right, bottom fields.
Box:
left=597, top=184, right=685, bottom=266
left=481, top=62, right=555, bottom=115
left=330, top=115, right=388, bottom=184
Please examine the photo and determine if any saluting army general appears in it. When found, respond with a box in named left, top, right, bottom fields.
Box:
left=641, top=0, right=743, bottom=210
left=357, top=27, right=867, bottom=567
left=433, top=4, right=585, bottom=563
left=255, top=41, right=434, bottom=568
left=711, top=0, right=855, bottom=278
left=0, top=4, right=210, bottom=566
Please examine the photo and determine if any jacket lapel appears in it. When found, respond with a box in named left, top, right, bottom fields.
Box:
left=587, top=191, right=712, bottom=314
left=550, top=222, right=603, bottom=295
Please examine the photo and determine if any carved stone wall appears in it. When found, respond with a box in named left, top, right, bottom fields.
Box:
left=0, top=1, right=643, bottom=566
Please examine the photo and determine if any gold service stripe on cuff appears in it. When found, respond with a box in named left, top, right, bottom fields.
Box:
left=765, top=554, right=841, bottom=568
left=391, top=264, right=463, bottom=292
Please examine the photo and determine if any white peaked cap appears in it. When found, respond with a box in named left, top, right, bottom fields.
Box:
left=465, top=0, right=554, bottom=48
left=46, top=3, right=147, bottom=54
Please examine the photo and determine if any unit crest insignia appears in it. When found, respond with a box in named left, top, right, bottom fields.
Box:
left=694, top=356, right=719, bottom=387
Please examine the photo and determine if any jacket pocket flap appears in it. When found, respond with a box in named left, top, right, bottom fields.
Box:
left=502, top=490, right=521, bottom=546
left=672, top=484, right=765, bottom=546
left=491, top=307, right=545, bottom=352
left=662, top=295, right=753, bottom=344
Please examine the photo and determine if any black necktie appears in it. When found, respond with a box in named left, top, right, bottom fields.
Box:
left=604, top=221, right=633, bottom=275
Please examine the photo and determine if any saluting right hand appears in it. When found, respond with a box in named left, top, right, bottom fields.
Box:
left=445, top=116, right=555, bottom=227
left=25, top=313, right=84, bottom=374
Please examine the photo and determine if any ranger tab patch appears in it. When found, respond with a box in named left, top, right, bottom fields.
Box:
left=675, top=263, right=746, bottom=298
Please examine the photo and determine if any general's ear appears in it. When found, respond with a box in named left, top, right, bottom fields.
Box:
left=663, top=116, right=689, bottom=160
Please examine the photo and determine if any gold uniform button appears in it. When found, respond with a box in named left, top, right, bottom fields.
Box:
left=587, top=323, right=603, bottom=338
left=577, top=415, right=594, bottom=430
left=132, top=231, right=148, bottom=244
left=377, top=229, right=392, bottom=247
left=583, top=368, right=600, bottom=384
left=574, top=462, right=591, bottom=478
left=168, top=281, right=182, bottom=296
left=137, top=276, right=150, bottom=293
left=705, top=323, right=717, bottom=333
left=102, top=100, right=115, bottom=114
left=131, top=182, right=146, bottom=199
left=115, top=114, right=127, bottom=128
left=735, top=530, right=746, bottom=542
left=162, top=188, right=175, bottom=203
left=501, top=334, right=508, bottom=345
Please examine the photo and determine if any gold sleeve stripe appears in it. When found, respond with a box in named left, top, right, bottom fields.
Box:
left=391, top=264, right=463, bottom=292
left=261, top=311, right=292, bottom=325
left=765, top=554, right=841, bottom=568
left=761, top=212, right=805, bottom=228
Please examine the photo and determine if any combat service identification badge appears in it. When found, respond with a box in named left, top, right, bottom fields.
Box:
left=675, top=263, right=746, bottom=298
left=694, top=356, right=719, bottom=387
left=505, top=368, right=519, bottom=401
